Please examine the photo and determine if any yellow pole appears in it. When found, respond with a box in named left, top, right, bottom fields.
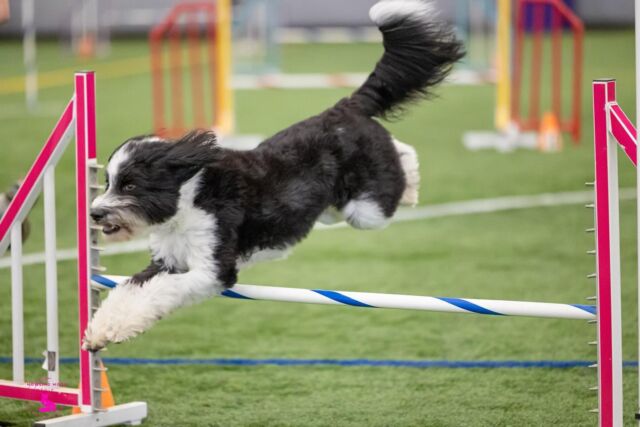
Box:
left=494, top=0, right=511, bottom=131
left=214, top=0, right=234, bottom=134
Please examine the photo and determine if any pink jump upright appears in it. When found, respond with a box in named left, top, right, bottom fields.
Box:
left=592, top=76, right=639, bottom=427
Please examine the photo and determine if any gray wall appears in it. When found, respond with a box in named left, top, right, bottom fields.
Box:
left=577, top=0, right=633, bottom=26
left=0, top=0, right=634, bottom=38
left=278, top=0, right=376, bottom=27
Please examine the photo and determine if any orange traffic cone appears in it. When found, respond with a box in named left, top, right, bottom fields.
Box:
left=77, top=34, right=96, bottom=59
left=538, top=112, right=563, bottom=152
left=71, top=362, right=114, bottom=414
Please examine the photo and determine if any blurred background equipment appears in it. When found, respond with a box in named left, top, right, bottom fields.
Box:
left=0, top=0, right=622, bottom=134
left=511, top=0, right=583, bottom=142
left=0, top=0, right=9, bottom=23
left=463, top=0, right=583, bottom=152
left=149, top=0, right=276, bottom=143
left=149, top=1, right=234, bottom=137
left=22, top=0, right=37, bottom=112
left=70, top=0, right=99, bottom=58
left=454, top=0, right=496, bottom=83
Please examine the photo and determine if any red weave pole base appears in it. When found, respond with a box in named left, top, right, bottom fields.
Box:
left=149, top=2, right=218, bottom=138
left=512, top=0, right=584, bottom=143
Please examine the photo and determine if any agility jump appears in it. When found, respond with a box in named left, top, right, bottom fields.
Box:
left=87, top=75, right=635, bottom=427
left=0, top=72, right=146, bottom=425
left=0, top=67, right=636, bottom=426
left=0, top=69, right=633, bottom=425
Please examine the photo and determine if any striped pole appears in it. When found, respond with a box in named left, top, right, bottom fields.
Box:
left=92, top=275, right=596, bottom=321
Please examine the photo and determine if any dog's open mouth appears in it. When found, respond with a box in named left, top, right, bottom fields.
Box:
left=102, top=223, right=121, bottom=235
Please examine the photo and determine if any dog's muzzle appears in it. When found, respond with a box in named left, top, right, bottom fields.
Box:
left=90, top=208, right=121, bottom=235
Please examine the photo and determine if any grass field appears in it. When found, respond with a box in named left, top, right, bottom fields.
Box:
left=0, top=30, right=639, bottom=426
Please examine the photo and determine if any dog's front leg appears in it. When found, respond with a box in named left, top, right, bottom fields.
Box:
left=83, top=269, right=219, bottom=351
left=129, top=259, right=172, bottom=285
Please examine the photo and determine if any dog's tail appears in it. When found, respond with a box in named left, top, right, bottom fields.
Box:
left=350, top=0, right=464, bottom=118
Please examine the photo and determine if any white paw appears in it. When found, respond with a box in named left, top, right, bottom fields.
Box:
left=82, top=282, right=149, bottom=351
left=82, top=325, right=127, bottom=352
left=82, top=328, right=110, bottom=352
left=82, top=315, right=139, bottom=351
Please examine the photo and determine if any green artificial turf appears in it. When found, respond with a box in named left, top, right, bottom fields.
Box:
left=0, top=30, right=639, bottom=426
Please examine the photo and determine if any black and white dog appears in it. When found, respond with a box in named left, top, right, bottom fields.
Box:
left=83, top=0, right=464, bottom=351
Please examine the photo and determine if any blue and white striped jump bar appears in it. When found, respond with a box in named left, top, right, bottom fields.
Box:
left=91, top=275, right=596, bottom=321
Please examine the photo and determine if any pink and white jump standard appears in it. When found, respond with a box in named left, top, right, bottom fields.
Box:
left=0, top=72, right=146, bottom=425
left=592, top=77, right=637, bottom=426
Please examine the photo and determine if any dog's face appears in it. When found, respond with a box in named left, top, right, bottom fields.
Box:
left=91, top=132, right=218, bottom=241
left=91, top=136, right=173, bottom=241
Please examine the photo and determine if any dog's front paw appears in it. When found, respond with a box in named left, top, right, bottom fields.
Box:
left=82, top=282, right=147, bottom=351
left=82, top=316, right=141, bottom=351
left=82, top=327, right=110, bottom=352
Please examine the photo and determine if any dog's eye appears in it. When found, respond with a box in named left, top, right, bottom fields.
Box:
left=123, top=184, right=136, bottom=192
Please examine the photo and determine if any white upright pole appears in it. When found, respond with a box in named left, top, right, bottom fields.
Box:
left=10, top=226, right=24, bottom=384
left=635, top=0, right=640, bottom=421
left=606, top=106, right=624, bottom=426
left=44, top=167, right=59, bottom=385
left=22, top=0, right=37, bottom=112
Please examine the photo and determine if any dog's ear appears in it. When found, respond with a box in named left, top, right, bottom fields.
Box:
left=174, top=129, right=218, bottom=146
left=164, top=130, right=220, bottom=177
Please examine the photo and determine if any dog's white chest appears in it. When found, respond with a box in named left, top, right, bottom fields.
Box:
left=149, top=227, right=190, bottom=272
left=148, top=172, right=219, bottom=273
left=149, top=207, right=218, bottom=272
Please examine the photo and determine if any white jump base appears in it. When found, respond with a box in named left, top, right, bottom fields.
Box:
left=33, top=402, right=147, bottom=427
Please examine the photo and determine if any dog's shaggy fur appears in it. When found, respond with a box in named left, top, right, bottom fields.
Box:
left=83, top=0, right=464, bottom=351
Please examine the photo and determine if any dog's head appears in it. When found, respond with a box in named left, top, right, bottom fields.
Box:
left=90, top=131, right=219, bottom=241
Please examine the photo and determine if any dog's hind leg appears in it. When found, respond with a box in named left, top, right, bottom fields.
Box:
left=393, top=138, right=420, bottom=207
left=316, top=205, right=344, bottom=225
left=238, top=246, right=292, bottom=270
left=342, top=195, right=390, bottom=230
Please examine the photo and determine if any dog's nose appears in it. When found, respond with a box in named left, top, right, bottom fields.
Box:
left=90, top=208, right=108, bottom=222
